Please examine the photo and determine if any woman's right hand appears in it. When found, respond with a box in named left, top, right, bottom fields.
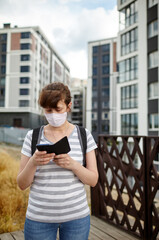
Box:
left=31, top=150, right=55, bottom=166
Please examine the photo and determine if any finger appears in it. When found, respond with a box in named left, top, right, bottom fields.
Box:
left=54, top=154, right=67, bottom=159
left=54, top=159, right=69, bottom=165
left=43, top=153, right=55, bottom=159
left=40, top=160, right=50, bottom=165
left=47, top=153, right=55, bottom=157
left=36, top=150, right=47, bottom=156
left=40, top=157, right=53, bottom=162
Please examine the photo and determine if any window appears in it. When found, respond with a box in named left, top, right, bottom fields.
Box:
left=74, top=95, right=80, bottom=99
left=154, top=115, right=159, bottom=128
left=102, top=101, right=109, bottom=108
left=148, top=0, right=158, bottom=8
left=0, top=78, right=5, bottom=85
left=93, top=56, right=97, bottom=65
left=102, top=112, right=108, bottom=120
left=121, top=84, right=138, bottom=109
left=93, top=46, right=98, bottom=54
left=102, top=77, right=109, bottom=86
left=19, top=100, right=29, bottom=107
left=20, top=77, right=30, bottom=84
left=0, top=34, right=7, bottom=41
left=102, top=44, right=110, bottom=52
left=119, top=56, right=138, bottom=83
left=92, top=121, right=97, bottom=132
left=92, top=78, right=97, bottom=87
left=19, top=89, right=29, bottom=95
left=21, top=55, right=30, bottom=61
left=102, top=89, right=109, bottom=97
left=102, top=66, right=109, bottom=75
left=102, top=123, right=109, bottom=132
left=148, top=51, right=158, bottom=69
left=148, top=82, right=158, bottom=98
left=102, top=54, right=109, bottom=63
left=121, top=28, right=138, bottom=55
left=0, top=88, right=5, bottom=96
left=148, top=20, right=158, bottom=38
left=92, top=90, right=97, bottom=97
left=1, top=43, right=6, bottom=52
left=20, top=66, right=30, bottom=72
left=92, top=112, right=97, bottom=120
left=21, top=43, right=30, bottom=50
left=92, top=101, right=97, bottom=109
left=0, top=99, right=4, bottom=107
left=121, top=113, right=138, bottom=135
left=1, top=66, right=6, bottom=74
left=1, top=55, right=6, bottom=63
left=21, top=32, right=31, bottom=39
left=93, top=67, right=97, bottom=76
left=149, top=114, right=159, bottom=129
left=13, top=118, right=22, bottom=127
left=119, top=1, right=138, bottom=30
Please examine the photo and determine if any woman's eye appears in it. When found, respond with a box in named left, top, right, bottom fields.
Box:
left=46, top=109, right=52, bottom=113
left=56, top=108, right=61, bottom=112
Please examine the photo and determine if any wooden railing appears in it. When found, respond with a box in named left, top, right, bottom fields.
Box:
left=91, top=135, right=159, bottom=240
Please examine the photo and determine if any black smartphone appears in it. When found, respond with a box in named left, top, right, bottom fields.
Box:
left=36, top=136, right=70, bottom=155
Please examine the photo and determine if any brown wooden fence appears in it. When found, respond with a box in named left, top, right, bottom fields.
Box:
left=91, top=135, right=159, bottom=240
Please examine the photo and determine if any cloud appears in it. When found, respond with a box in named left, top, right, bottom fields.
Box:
left=52, top=5, right=119, bottom=78
left=59, top=0, right=82, bottom=4
left=52, top=6, right=118, bottom=52
left=0, top=0, right=118, bottom=78
left=63, top=50, right=87, bottom=79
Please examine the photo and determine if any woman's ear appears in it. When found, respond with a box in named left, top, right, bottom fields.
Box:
left=67, top=102, right=72, bottom=112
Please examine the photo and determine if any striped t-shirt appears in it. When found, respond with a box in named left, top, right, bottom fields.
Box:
left=21, top=125, right=97, bottom=223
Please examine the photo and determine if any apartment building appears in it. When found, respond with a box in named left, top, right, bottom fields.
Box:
left=0, top=23, right=70, bottom=129
left=117, top=0, right=159, bottom=136
left=70, top=78, right=87, bottom=127
left=87, top=38, right=118, bottom=141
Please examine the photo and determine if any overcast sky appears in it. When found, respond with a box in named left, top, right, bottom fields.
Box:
left=0, top=0, right=119, bottom=79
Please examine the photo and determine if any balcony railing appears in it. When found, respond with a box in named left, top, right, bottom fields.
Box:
left=91, top=135, right=159, bottom=240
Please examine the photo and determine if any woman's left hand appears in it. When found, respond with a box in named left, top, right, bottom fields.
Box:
left=53, top=154, right=77, bottom=170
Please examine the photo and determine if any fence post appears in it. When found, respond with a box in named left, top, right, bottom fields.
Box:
left=91, top=148, right=100, bottom=217
left=143, top=137, right=152, bottom=239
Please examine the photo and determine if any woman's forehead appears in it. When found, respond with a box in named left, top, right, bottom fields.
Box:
left=45, top=100, right=65, bottom=109
left=57, top=99, right=65, bottom=107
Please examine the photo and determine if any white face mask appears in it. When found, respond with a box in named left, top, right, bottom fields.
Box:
left=44, top=112, right=67, bottom=127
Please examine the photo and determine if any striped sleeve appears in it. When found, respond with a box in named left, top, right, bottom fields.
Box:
left=21, top=130, right=33, bottom=157
left=85, top=128, right=97, bottom=153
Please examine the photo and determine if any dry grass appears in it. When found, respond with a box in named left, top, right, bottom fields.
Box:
left=0, top=149, right=29, bottom=233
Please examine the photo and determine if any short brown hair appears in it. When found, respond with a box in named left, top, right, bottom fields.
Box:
left=38, top=82, right=71, bottom=109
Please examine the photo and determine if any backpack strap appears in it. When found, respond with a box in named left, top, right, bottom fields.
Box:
left=76, top=125, right=87, bottom=167
left=31, top=126, right=44, bottom=155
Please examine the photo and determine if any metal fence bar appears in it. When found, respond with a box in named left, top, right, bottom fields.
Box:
left=143, top=137, right=151, bottom=239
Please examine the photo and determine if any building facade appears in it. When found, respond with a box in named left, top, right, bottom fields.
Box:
left=0, top=23, right=70, bottom=129
left=147, top=0, right=159, bottom=135
left=117, top=0, right=159, bottom=136
left=70, top=78, right=87, bottom=127
left=87, top=38, right=118, bottom=141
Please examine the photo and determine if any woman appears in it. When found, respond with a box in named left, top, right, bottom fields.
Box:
left=17, top=82, right=98, bottom=240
